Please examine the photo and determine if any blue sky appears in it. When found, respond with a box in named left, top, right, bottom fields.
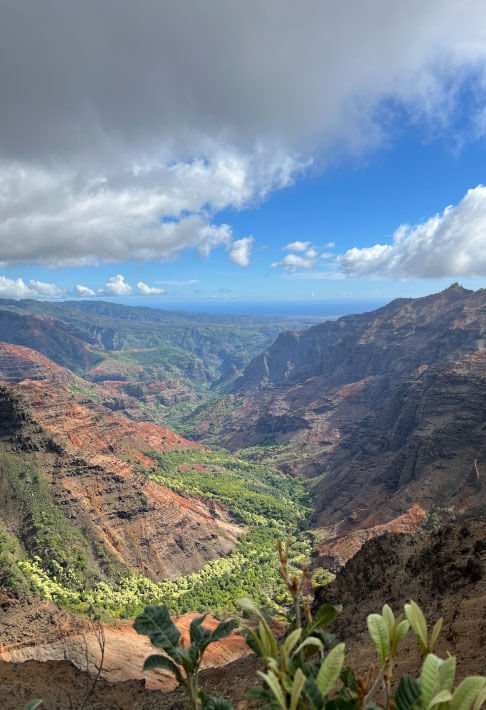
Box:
left=1, top=2, right=486, bottom=310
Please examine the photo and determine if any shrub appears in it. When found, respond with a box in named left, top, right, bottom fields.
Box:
left=134, top=541, right=486, bottom=710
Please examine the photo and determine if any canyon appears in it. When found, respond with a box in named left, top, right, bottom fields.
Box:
left=1, top=286, right=486, bottom=707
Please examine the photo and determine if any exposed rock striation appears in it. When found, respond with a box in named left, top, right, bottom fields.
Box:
left=203, top=286, right=486, bottom=565
left=0, top=345, right=241, bottom=582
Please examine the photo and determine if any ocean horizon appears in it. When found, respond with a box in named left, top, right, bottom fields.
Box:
left=114, top=298, right=388, bottom=318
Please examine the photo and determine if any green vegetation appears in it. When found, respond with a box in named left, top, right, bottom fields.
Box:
left=134, top=606, right=236, bottom=710
left=0, top=451, right=114, bottom=587
left=0, top=529, right=28, bottom=591
left=132, top=544, right=486, bottom=710
left=66, top=376, right=101, bottom=402
left=169, top=393, right=242, bottom=440
left=2, top=444, right=313, bottom=620
left=145, top=447, right=310, bottom=526
left=0, top=297, right=319, bottom=388
left=0, top=447, right=125, bottom=605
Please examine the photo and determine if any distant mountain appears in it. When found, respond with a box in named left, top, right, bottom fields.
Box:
left=195, top=285, right=486, bottom=565
left=0, top=299, right=320, bottom=428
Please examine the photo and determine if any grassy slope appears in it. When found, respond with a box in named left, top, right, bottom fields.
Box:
left=3, top=446, right=312, bottom=620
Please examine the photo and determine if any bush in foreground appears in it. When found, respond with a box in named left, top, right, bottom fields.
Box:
left=132, top=541, right=486, bottom=710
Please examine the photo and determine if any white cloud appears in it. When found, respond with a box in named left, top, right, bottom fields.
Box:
left=0, top=3, right=486, bottom=268
left=325, top=242, right=335, bottom=248
left=227, top=236, right=254, bottom=266
left=136, top=281, right=165, bottom=295
left=272, top=249, right=319, bottom=272
left=0, top=161, right=273, bottom=268
left=337, top=185, right=486, bottom=278
left=75, top=284, right=95, bottom=296
left=0, top=276, right=64, bottom=299
left=101, top=274, right=132, bottom=296
left=284, top=241, right=310, bottom=252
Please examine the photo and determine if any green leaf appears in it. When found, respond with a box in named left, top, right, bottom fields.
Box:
left=405, top=601, right=428, bottom=655
left=24, top=702, right=43, bottom=710
left=382, top=604, right=395, bottom=635
left=257, top=618, right=279, bottom=660
left=316, top=643, right=345, bottom=697
left=394, top=674, right=421, bottom=710
left=190, top=615, right=210, bottom=648
left=291, top=668, right=307, bottom=710
left=420, top=653, right=441, bottom=709
left=340, top=666, right=358, bottom=693
left=258, top=670, right=287, bottom=710
left=471, top=686, right=486, bottom=710
left=451, top=677, right=486, bottom=710
left=438, top=656, right=456, bottom=693
left=176, top=647, right=194, bottom=673
left=244, top=627, right=265, bottom=657
left=237, top=597, right=263, bottom=618
left=430, top=618, right=443, bottom=653
left=367, top=613, right=390, bottom=666
left=283, top=628, right=303, bottom=657
left=294, top=637, right=324, bottom=657
left=311, top=629, right=336, bottom=648
left=142, top=654, right=183, bottom=684
left=134, top=605, right=180, bottom=657
left=304, top=604, right=340, bottom=638
left=429, top=690, right=453, bottom=707
left=305, top=676, right=324, bottom=709
left=201, top=690, right=235, bottom=709
left=209, top=620, right=238, bottom=644
left=393, top=619, right=410, bottom=654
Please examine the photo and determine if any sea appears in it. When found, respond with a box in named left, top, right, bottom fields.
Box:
left=117, top=298, right=386, bottom=319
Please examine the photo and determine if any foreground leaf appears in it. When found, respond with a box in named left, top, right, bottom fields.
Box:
left=304, top=604, right=340, bottom=638
left=367, top=613, right=390, bottom=666
left=316, top=643, right=345, bottom=697
left=451, top=677, right=486, bottom=710
left=201, top=691, right=235, bottom=709
left=134, top=605, right=180, bottom=656
left=394, top=674, right=421, bottom=710
left=142, top=653, right=183, bottom=684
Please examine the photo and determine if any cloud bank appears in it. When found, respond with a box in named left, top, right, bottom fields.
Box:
left=0, top=277, right=64, bottom=299
left=338, top=185, right=486, bottom=278
left=1, top=2, right=486, bottom=268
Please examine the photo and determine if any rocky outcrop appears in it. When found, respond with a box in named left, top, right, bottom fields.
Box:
left=0, top=310, right=99, bottom=371
left=314, top=521, right=486, bottom=681
left=203, top=286, right=486, bottom=565
left=0, top=342, right=73, bottom=385
left=0, top=346, right=242, bottom=582
left=311, top=351, right=486, bottom=568
left=234, top=284, right=483, bottom=393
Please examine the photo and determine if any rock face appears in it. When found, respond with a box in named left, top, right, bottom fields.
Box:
left=0, top=344, right=241, bottom=583
left=204, top=285, right=486, bottom=565
left=314, top=521, right=486, bottom=681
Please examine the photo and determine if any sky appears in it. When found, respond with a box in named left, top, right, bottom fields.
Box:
left=1, top=1, right=486, bottom=310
